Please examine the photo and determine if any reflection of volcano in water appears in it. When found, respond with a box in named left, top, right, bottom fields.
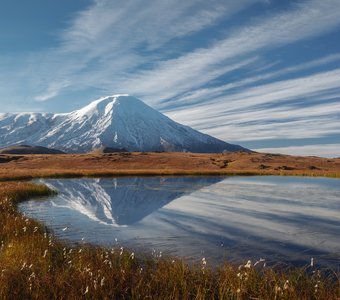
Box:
left=20, top=176, right=340, bottom=269
left=39, top=177, right=224, bottom=226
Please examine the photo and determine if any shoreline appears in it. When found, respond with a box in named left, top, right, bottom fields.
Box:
left=1, top=171, right=340, bottom=184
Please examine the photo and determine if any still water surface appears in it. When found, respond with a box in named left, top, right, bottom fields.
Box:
left=19, top=176, right=340, bottom=269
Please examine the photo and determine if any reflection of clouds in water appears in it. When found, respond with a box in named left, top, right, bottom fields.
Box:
left=156, top=178, right=340, bottom=266
left=20, top=176, right=340, bottom=269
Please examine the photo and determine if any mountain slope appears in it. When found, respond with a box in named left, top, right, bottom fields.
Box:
left=0, top=95, right=247, bottom=153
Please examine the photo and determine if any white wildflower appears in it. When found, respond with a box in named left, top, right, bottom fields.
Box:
left=43, top=250, right=48, bottom=258
left=244, top=260, right=252, bottom=269
left=100, top=277, right=105, bottom=287
left=284, top=280, right=289, bottom=290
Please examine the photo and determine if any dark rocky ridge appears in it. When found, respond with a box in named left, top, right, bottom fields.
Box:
left=0, top=145, right=65, bottom=155
left=91, top=146, right=128, bottom=154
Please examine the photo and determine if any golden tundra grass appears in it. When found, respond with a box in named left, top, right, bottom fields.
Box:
left=1, top=152, right=340, bottom=181
left=0, top=182, right=339, bottom=299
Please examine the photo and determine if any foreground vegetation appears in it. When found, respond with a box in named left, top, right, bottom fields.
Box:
left=0, top=182, right=339, bottom=299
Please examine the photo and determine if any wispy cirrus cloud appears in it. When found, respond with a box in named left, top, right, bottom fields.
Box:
left=255, top=144, right=340, bottom=158
left=31, top=0, right=262, bottom=102
left=161, top=53, right=340, bottom=109
left=20, top=0, right=340, bottom=108
left=35, top=80, right=71, bottom=102
left=118, top=0, right=340, bottom=103
left=165, top=68, right=340, bottom=142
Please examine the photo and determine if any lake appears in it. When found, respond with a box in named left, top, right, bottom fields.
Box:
left=19, top=176, right=340, bottom=270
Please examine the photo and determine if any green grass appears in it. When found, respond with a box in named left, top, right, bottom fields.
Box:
left=0, top=182, right=339, bottom=299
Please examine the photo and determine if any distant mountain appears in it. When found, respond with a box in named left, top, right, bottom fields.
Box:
left=0, top=95, right=247, bottom=153
left=0, top=145, right=64, bottom=155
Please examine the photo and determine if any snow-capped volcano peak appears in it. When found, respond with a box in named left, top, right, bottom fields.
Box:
left=72, top=95, right=124, bottom=117
left=0, top=95, right=247, bottom=153
left=72, top=95, right=154, bottom=120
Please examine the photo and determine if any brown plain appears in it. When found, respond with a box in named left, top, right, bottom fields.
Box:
left=0, top=151, right=339, bottom=180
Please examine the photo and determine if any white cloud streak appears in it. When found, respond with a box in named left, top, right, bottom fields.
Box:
left=165, top=68, right=340, bottom=141
left=255, top=144, right=340, bottom=158
left=118, top=0, right=340, bottom=103
left=31, top=0, right=340, bottom=103
left=31, top=0, right=261, bottom=102
left=161, top=52, right=340, bottom=109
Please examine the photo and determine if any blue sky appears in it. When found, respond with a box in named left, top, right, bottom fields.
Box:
left=0, top=0, right=339, bottom=157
